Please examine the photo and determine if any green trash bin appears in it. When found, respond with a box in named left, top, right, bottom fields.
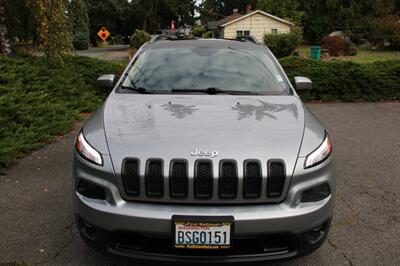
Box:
left=310, top=46, right=321, bottom=60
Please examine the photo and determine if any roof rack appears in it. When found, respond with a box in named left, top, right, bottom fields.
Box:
left=235, top=35, right=259, bottom=44
left=150, top=34, right=196, bottom=43
left=150, top=34, right=259, bottom=45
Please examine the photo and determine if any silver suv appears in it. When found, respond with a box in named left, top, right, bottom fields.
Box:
left=73, top=36, right=335, bottom=263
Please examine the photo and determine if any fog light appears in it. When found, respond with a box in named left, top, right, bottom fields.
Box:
left=301, top=183, right=330, bottom=203
left=78, top=217, right=98, bottom=240
left=307, top=222, right=329, bottom=244
left=77, top=180, right=106, bottom=200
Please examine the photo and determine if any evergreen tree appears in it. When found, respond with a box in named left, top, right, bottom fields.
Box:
left=68, top=0, right=89, bottom=49
left=27, top=0, right=73, bottom=59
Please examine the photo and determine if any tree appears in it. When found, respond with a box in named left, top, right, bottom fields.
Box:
left=87, top=0, right=133, bottom=45
left=4, top=0, right=37, bottom=48
left=199, top=0, right=257, bottom=25
left=0, top=0, right=11, bottom=54
left=256, top=0, right=304, bottom=24
left=27, top=0, right=73, bottom=59
left=68, top=0, right=89, bottom=49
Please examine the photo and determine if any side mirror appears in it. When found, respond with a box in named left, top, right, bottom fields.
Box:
left=293, top=76, right=312, bottom=91
left=96, top=74, right=115, bottom=89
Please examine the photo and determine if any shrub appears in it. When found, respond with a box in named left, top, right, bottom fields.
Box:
left=0, top=55, right=124, bottom=169
left=130, top=30, right=151, bottom=49
left=73, top=32, right=89, bottom=50
left=73, top=40, right=89, bottom=50
left=280, top=57, right=400, bottom=102
left=264, top=32, right=302, bottom=58
left=192, top=26, right=205, bottom=37
left=321, top=36, right=348, bottom=57
left=202, top=31, right=213, bottom=38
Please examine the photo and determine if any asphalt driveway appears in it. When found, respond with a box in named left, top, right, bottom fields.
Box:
left=1, top=103, right=399, bottom=265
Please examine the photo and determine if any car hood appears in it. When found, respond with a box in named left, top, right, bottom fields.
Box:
left=104, top=93, right=305, bottom=176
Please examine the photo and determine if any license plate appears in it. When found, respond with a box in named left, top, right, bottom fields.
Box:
left=173, top=216, right=233, bottom=250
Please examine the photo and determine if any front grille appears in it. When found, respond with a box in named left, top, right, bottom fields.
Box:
left=219, top=160, right=238, bottom=199
left=122, top=159, right=140, bottom=196
left=194, top=160, right=213, bottom=199
left=267, top=161, right=286, bottom=198
left=121, top=158, right=287, bottom=204
left=145, top=159, right=164, bottom=198
left=243, top=160, right=262, bottom=198
left=169, top=160, right=188, bottom=199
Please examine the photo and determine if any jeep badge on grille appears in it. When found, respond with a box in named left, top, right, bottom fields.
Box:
left=190, top=148, right=218, bottom=158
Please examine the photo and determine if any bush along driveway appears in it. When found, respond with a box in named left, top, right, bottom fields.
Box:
left=0, top=55, right=124, bottom=169
left=281, top=57, right=400, bottom=101
left=1, top=55, right=399, bottom=169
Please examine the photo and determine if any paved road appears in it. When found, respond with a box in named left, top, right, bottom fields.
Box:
left=1, top=103, right=399, bottom=265
left=76, top=45, right=131, bottom=62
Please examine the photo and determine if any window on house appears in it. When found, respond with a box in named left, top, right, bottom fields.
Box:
left=236, top=30, right=250, bottom=37
left=271, top=29, right=278, bottom=34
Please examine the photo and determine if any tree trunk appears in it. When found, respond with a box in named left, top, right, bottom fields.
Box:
left=142, top=0, right=154, bottom=32
left=0, top=0, right=11, bottom=55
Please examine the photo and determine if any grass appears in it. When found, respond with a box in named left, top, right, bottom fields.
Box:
left=0, top=55, right=124, bottom=169
left=296, top=45, right=400, bottom=63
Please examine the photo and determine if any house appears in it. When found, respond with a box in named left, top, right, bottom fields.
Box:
left=207, top=6, right=294, bottom=42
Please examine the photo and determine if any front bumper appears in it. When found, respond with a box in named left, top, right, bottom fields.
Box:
left=74, top=153, right=335, bottom=263
left=76, top=194, right=332, bottom=263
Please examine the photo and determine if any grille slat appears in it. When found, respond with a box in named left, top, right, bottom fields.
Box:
left=194, top=160, right=213, bottom=199
left=145, top=159, right=164, bottom=198
left=122, top=159, right=140, bottom=196
left=169, top=160, right=188, bottom=198
left=219, top=160, right=238, bottom=199
left=267, top=161, right=286, bottom=198
left=243, top=160, right=262, bottom=198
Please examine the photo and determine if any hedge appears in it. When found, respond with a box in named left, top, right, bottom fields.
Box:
left=280, top=57, right=400, bottom=101
left=0, top=55, right=124, bottom=169
left=1, top=55, right=399, bottom=169
left=264, top=32, right=302, bottom=58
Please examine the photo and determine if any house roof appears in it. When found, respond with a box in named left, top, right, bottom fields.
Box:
left=220, top=10, right=295, bottom=28
left=207, top=12, right=243, bottom=29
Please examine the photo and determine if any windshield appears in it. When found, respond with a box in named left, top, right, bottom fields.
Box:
left=120, top=45, right=290, bottom=94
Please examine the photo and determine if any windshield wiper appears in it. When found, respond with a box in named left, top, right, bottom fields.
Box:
left=119, top=85, right=153, bottom=94
left=171, top=87, right=259, bottom=95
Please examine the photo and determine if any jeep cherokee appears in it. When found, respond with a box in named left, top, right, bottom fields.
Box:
left=73, top=36, right=335, bottom=263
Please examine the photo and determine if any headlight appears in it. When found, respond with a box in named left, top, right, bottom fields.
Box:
left=75, top=131, right=103, bottom=166
left=304, top=132, right=332, bottom=169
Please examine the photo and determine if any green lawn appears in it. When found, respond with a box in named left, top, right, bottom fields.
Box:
left=296, top=45, right=400, bottom=63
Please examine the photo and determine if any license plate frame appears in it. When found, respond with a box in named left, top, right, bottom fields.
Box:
left=172, top=215, right=234, bottom=250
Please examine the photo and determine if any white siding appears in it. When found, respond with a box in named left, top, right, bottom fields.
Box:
left=222, top=13, right=291, bottom=42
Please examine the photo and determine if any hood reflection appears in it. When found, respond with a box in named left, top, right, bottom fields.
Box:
left=232, top=100, right=298, bottom=121
left=161, top=103, right=198, bottom=119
